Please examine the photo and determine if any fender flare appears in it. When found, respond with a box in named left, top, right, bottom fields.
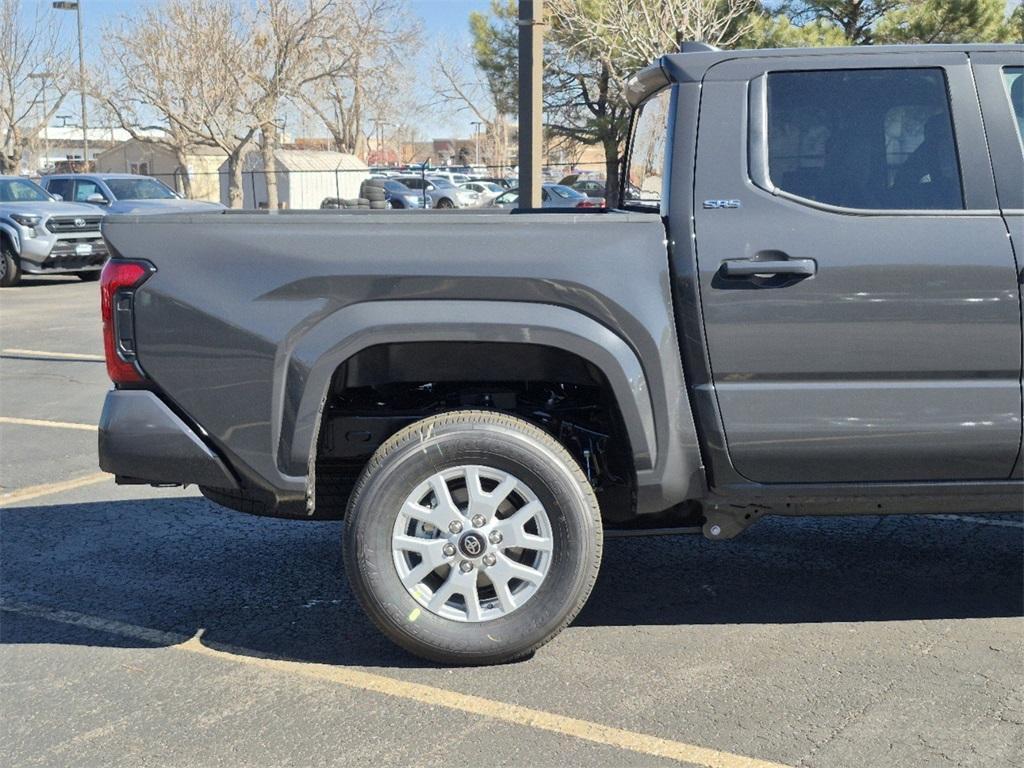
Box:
left=0, top=220, right=21, bottom=255
left=277, top=300, right=658, bottom=481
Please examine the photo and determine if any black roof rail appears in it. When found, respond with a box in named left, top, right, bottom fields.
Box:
left=679, top=41, right=721, bottom=54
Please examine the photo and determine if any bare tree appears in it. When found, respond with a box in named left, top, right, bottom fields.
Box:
left=434, top=54, right=511, bottom=172
left=544, top=0, right=757, bottom=204
left=0, top=0, right=72, bottom=174
left=299, top=0, right=419, bottom=160
left=247, top=0, right=358, bottom=209
left=549, top=0, right=756, bottom=91
left=99, top=0, right=233, bottom=198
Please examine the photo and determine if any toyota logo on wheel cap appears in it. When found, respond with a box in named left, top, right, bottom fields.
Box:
left=458, top=532, right=486, bottom=558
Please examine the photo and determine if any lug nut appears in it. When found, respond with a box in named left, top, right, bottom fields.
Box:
left=482, top=553, right=496, bottom=567
left=442, top=543, right=456, bottom=557
left=471, top=514, right=486, bottom=528
left=459, top=561, right=474, bottom=573
left=448, top=520, right=463, bottom=534
left=488, top=530, right=503, bottom=545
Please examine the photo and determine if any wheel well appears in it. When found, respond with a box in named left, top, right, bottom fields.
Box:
left=313, top=342, right=636, bottom=522
left=1, top=228, right=16, bottom=254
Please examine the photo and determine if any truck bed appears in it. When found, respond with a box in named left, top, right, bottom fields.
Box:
left=102, top=210, right=699, bottom=516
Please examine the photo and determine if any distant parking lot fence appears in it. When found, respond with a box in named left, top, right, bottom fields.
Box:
left=134, top=161, right=609, bottom=209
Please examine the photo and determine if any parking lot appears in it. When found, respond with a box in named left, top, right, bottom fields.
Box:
left=0, top=277, right=1021, bottom=768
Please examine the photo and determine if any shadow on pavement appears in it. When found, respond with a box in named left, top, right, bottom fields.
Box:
left=1, top=496, right=1021, bottom=668
left=5, top=276, right=84, bottom=289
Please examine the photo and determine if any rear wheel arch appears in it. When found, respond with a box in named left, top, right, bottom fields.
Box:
left=277, top=300, right=658, bottom=515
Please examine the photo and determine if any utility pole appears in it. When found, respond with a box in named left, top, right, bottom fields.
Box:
left=517, top=0, right=543, bottom=209
left=28, top=72, right=53, bottom=172
left=53, top=1, right=88, bottom=170
left=470, top=121, right=482, bottom=167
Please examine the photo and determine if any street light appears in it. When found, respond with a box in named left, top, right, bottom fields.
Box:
left=470, top=121, right=483, bottom=168
left=53, top=1, right=88, bottom=169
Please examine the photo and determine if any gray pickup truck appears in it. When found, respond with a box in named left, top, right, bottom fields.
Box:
left=98, top=44, right=1024, bottom=665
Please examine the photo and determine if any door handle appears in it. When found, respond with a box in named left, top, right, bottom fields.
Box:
left=720, top=257, right=817, bottom=278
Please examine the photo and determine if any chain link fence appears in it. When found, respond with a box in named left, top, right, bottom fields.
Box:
left=135, top=161, right=611, bottom=210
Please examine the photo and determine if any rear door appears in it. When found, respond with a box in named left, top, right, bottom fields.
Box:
left=971, top=53, right=1024, bottom=479
left=693, top=52, right=1021, bottom=483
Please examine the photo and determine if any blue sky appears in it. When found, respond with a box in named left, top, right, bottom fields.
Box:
left=41, top=0, right=495, bottom=138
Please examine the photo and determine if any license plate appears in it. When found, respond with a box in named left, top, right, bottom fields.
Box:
left=75, top=243, right=93, bottom=256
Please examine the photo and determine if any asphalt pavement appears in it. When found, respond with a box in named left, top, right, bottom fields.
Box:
left=1, top=276, right=1022, bottom=768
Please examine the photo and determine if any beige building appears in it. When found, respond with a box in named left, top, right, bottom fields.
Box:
left=219, top=149, right=368, bottom=210
left=93, top=140, right=227, bottom=202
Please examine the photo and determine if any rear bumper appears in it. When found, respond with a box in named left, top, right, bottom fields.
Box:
left=98, top=390, right=238, bottom=488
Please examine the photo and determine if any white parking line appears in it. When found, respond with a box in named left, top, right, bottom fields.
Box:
left=0, top=473, right=110, bottom=507
left=1, top=600, right=792, bottom=768
left=0, top=416, right=97, bottom=432
left=2, top=348, right=105, bottom=362
left=926, top=514, right=1024, bottom=529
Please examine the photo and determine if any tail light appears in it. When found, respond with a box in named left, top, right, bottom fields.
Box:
left=576, top=198, right=604, bottom=208
left=100, top=259, right=154, bottom=385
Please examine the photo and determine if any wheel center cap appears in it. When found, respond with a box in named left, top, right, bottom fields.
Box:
left=458, top=531, right=486, bottom=559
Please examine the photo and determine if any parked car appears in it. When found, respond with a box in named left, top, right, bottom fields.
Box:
left=459, top=181, right=504, bottom=206
left=0, top=176, right=107, bottom=286
left=430, top=170, right=473, bottom=185
left=560, top=175, right=641, bottom=201
left=470, top=176, right=516, bottom=190
left=489, top=183, right=602, bottom=209
left=380, top=179, right=429, bottom=209
left=41, top=174, right=224, bottom=215
left=98, top=43, right=1024, bottom=666
left=393, top=176, right=476, bottom=209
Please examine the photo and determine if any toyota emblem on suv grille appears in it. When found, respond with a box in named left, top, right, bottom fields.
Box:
left=74, top=218, right=86, bottom=228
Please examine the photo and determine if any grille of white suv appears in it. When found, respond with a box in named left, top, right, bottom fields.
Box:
left=46, top=216, right=103, bottom=233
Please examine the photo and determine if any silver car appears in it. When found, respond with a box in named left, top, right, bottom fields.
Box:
left=0, top=176, right=107, bottom=287
left=489, top=183, right=602, bottom=209
left=40, top=173, right=224, bottom=215
left=393, top=176, right=479, bottom=209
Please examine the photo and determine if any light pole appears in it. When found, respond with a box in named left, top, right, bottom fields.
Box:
left=371, top=118, right=391, bottom=166
left=53, top=1, right=88, bottom=170
left=28, top=72, right=54, bottom=172
left=470, top=121, right=482, bottom=167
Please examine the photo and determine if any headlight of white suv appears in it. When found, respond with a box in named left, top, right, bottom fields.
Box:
left=10, top=213, right=41, bottom=237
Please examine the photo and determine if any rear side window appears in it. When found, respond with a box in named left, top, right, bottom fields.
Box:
left=626, top=86, right=672, bottom=210
left=1002, top=66, right=1023, bottom=149
left=767, top=68, right=963, bottom=210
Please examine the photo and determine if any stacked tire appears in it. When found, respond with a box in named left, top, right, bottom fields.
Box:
left=360, top=179, right=389, bottom=210
left=320, top=197, right=370, bottom=210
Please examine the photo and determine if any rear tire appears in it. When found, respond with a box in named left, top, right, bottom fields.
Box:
left=343, top=410, right=602, bottom=665
left=435, top=198, right=454, bottom=209
left=0, top=242, right=20, bottom=287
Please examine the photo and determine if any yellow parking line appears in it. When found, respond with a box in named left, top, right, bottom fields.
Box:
left=0, top=416, right=97, bottom=432
left=1, top=600, right=790, bottom=768
left=2, top=348, right=105, bottom=361
left=0, top=472, right=110, bottom=507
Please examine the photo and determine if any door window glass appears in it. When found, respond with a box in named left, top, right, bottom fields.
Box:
left=1002, top=66, right=1023, bottom=149
left=767, top=68, right=963, bottom=210
left=45, top=178, right=73, bottom=200
left=74, top=179, right=106, bottom=202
